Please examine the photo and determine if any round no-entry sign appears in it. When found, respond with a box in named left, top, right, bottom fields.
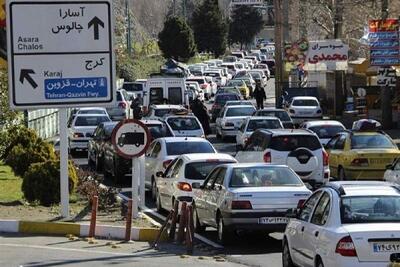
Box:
left=111, top=119, right=150, bottom=159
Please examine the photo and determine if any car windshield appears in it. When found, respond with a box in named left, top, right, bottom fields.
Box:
left=351, top=134, right=396, bottom=149
left=187, top=79, right=205, bottom=84
left=292, top=99, right=319, bottom=106
left=167, top=117, right=200, bottom=131
left=226, top=101, right=252, bottom=106
left=247, top=119, right=282, bottom=131
left=227, top=80, right=244, bottom=86
left=229, top=166, right=303, bottom=187
left=147, top=124, right=173, bottom=139
left=309, top=125, right=345, bottom=139
left=166, top=142, right=215, bottom=155
left=226, top=107, right=255, bottom=117
left=215, top=94, right=240, bottom=104
left=341, top=196, right=400, bottom=224
left=78, top=109, right=106, bottom=114
left=74, top=116, right=110, bottom=127
left=185, top=161, right=234, bottom=180
left=249, top=72, right=262, bottom=79
left=270, top=135, right=322, bottom=151
left=256, top=110, right=291, bottom=121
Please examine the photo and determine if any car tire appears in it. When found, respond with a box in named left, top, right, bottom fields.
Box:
left=282, top=238, right=295, bottom=267
left=156, top=192, right=163, bottom=213
left=338, top=167, right=347, bottom=181
left=217, top=214, right=233, bottom=245
left=151, top=177, right=157, bottom=201
left=193, top=204, right=206, bottom=234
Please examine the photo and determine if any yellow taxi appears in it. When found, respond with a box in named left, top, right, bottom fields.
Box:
left=325, top=130, right=400, bottom=180
left=226, top=79, right=250, bottom=99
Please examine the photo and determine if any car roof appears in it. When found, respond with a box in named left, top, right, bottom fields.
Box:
left=159, top=137, right=210, bottom=143
left=325, top=181, right=400, bottom=197
left=303, top=120, right=345, bottom=127
left=257, top=108, right=286, bottom=112
left=226, top=105, right=256, bottom=109
left=247, top=116, right=280, bottom=121
left=141, top=119, right=163, bottom=125
left=74, top=114, right=110, bottom=117
left=150, top=104, right=185, bottom=109
left=77, top=107, right=106, bottom=111
left=219, top=163, right=291, bottom=169
left=165, top=115, right=196, bottom=119
left=258, top=128, right=315, bottom=136
left=292, top=96, right=318, bottom=100
left=181, top=153, right=236, bottom=162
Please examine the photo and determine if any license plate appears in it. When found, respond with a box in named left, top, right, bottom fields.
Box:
left=370, top=158, right=392, bottom=165
left=258, top=217, right=289, bottom=224
left=373, top=243, right=400, bottom=253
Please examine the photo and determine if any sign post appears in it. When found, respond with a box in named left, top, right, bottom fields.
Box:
left=6, top=0, right=115, bottom=218
left=112, top=120, right=150, bottom=219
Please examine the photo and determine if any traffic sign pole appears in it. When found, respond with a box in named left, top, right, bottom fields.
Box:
left=139, top=155, right=145, bottom=208
left=132, top=157, right=139, bottom=218
left=59, top=108, right=69, bottom=218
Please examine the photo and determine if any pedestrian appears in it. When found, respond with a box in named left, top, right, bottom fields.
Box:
left=131, top=95, right=143, bottom=119
left=280, top=91, right=289, bottom=108
left=254, top=81, right=266, bottom=110
left=190, top=98, right=211, bottom=137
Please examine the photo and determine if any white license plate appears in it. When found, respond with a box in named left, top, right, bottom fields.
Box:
left=299, top=112, right=310, bottom=115
left=258, top=217, right=289, bottom=224
left=373, top=243, right=400, bottom=253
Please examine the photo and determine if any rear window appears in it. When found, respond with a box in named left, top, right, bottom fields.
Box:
left=167, top=117, right=200, bottom=131
left=250, top=72, right=262, bottom=79
left=123, top=83, right=143, bottom=92
left=205, top=72, right=220, bottom=78
left=227, top=80, right=244, bottom=86
left=247, top=119, right=282, bottom=131
left=257, top=111, right=291, bottom=121
left=168, top=87, right=182, bottom=105
left=292, top=99, right=318, bottom=106
left=309, top=125, right=345, bottom=139
left=147, top=124, right=173, bottom=139
left=187, top=79, right=205, bottom=84
left=78, top=109, right=106, bottom=114
left=341, top=196, right=400, bottom=224
left=215, top=94, right=240, bottom=104
left=166, top=142, right=215, bottom=155
left=351, top=134, right=396, bottom=149
left=270, top=135, right=321, bottom=151
left=226, top=107, right=255, bottom=117
left=185, top=161, right=234, bottom=180
left=229, top=166, right=303, bottom=187
left=74, top=116, right=110, bottom=127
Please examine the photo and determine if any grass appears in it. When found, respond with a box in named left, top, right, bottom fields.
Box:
left=0, top=162, right=23, bottom=203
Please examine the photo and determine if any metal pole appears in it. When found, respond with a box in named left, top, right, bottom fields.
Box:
left=274, top=0, right=284, bottom=107
left=132, top=157, right=139, bottom=218
left=59, top=108, right=69, bottom=218
left=139, top=154, right=145, bottom=208
left=126, top=0, right=131, bottom=55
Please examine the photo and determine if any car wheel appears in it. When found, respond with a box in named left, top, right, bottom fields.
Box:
left=193, top=204, right=206, bottom=234
left=217, top=214, right=233, bottom=245
left=156, top=191, right=163, bottom=213
left=151, top=177, right=157, bottom=201
left=338, top=167, right=346, bottom=181
left=282, top=238, right=295, bottom=267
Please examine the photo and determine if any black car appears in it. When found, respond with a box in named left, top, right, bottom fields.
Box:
left=253, top=108, right=294, bottom=129
left=210, top=93, right=241, bottom=122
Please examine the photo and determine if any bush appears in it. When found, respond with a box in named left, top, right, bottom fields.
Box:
left=22, top=160, right=78, bottom=206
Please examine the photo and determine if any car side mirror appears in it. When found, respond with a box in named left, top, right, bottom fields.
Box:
left=156, top=171, right=164, bottom=178
left=386, top=164, right=395, bottom=170
left=192, top=182, right=201, bottom=189
left=286, top=208, right=299, bottom=219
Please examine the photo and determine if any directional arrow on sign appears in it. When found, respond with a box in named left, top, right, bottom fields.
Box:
left=88, top=16, right=104, bottom=40
left=19, top=69, right=37, bottom=89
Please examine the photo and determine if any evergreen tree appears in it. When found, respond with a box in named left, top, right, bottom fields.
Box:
left=229, top=5, right=264, bottom=49
left=158, top=16, right=196, bottom=62
left=192, top=0, right=227, bottom=57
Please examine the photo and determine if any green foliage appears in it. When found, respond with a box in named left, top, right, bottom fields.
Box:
left=192, top=0, right=227, bottom=57
left=229, top=5, right=264, bottom=48
left=2, top=126, right=56, bottom=177
left=0, top=70, right=22, bottom=127
left=22, top=160, right=78, bottom=206
left=158, top=16, right=196, bottom=62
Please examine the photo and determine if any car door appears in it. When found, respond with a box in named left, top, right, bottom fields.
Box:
left=146, top=141, right=162, bottom=187
left=157, top=158, right=179, bottom=208
left=198, top=168, right=221, bottom=226
left=326, top=134, right=346, bottom=177
left=207, top=167, right=227, bottom=227
left=302, top=192, right=331, bottom=267
left=288, top=190, right=323, bottom=266
left=162, top=159, right=184, bottom=210
left=236, top=121, right=246, bottom=146
left=145, top=141, right=157, bottom=186
left=235, top=132, right=267, bottom=163
left=215, top=107, right=225, bottom=133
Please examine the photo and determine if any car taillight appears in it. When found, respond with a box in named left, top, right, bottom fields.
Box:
left=335, top=236, right=357, bottom=257
left=118, top=102, right=127, bottom=109
left=163, top=159, right=173, bottom=169
left=289, top=109, right=295, bottom=114
left=225, top=122, right=234, bottom=127
left=263, top=152, right=271, bottom=163
left=73, top=132, right=84, bottom=138
left=177, top=182, right=192, bottom=192
left=200, top=84, right=207, bottom=89
left=351, top=158, right=369, bottom=167
left=323, top=150, right=329, bottom=166
left=297, top=199, right=306, bottom=209
left=231, top=200, right=252, bottom=209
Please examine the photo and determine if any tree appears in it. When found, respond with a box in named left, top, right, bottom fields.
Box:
left=192, top=0, right=227, bottom=57
left=158, top=16, right=196, bottom=62
left=228, top=5, right=264, bottom=49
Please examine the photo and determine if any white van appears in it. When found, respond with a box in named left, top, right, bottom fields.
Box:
left=143, top=78, right=189, bottom=108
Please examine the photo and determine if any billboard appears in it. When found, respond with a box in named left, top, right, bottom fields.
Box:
left=369, top=19, right=400, bottom=66
left=305, top=40, right=349, bottom=71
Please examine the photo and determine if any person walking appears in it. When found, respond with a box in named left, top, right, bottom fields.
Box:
left=254, top=81, right=266, bottom=110
left=190, top=98, right=211, bottom=137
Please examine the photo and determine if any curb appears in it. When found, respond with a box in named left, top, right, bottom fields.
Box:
left=0, top=219, right=167, bottom=242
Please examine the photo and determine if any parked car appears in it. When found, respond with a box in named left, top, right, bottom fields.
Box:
left=145, top=137, right=217, bottom=199
left=283, top=181, right=400, bottom=267
left=253, top=108, right=294, bottom=129
left=287, top=96, right=323, bottom=125
left=164, top=115, right=205, bottom=137
left=326, top=130, right=400, bottom=180
left=226, top=79, right=250, bottom=99
left=192, top=163, right=312, bottom=244
left=106, top=89, right=132, bottom=120
left=155, top=153, right=237, bottom=212
left=68, top=114, right=111, bottom=154
left=210, top=93, right=241, bottom=122
left=300, top=120, right=346, bottom=146
left=236, top=129, right=330, bottom=188
left=236, top=116, right=283, bottom=150
left=215, top=105, right=256, bottom=140
left=144, top=104, right=187, bottom=119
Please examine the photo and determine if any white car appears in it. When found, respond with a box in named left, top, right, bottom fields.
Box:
left=186, top=76, right=213, bottom=99
left=106, top=89, right=132, bottom=120
left=215, top=105, right=256, bottom=140
left=236, top=129, right=330, bottom=189
left=164, top=115, right=205, bottom=137
left=287, top=96, right=323, bottom=125
left=300, top=120, right=346, bottom=146
left=236, top=116, right=283, bottom=149
left=68, top=114, right=111, bottom=153
left=144, top=137, right=217, bottom=199
left=384, top=158, right=400, bottom=184
left=155, top=153, right=237, bottom=212
left=186, top=81, right=205, bottom=102
left=204, top=70, right=227, bottom=87
left=144, top=104, right=187, bottom=119
left=283, top=181, right=400, bottom=267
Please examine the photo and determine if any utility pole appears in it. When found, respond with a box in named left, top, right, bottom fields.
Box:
left=333, top=0, right=344, bottom=118
left=274, top=0, right=284, bottom=107
left=182, top=0, right=187, bottom=20
left=380, top=0, right=392, bottom=128
left=173, top=0, right=176, bottom=16
left=125, top=0, right=132, bottom=55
